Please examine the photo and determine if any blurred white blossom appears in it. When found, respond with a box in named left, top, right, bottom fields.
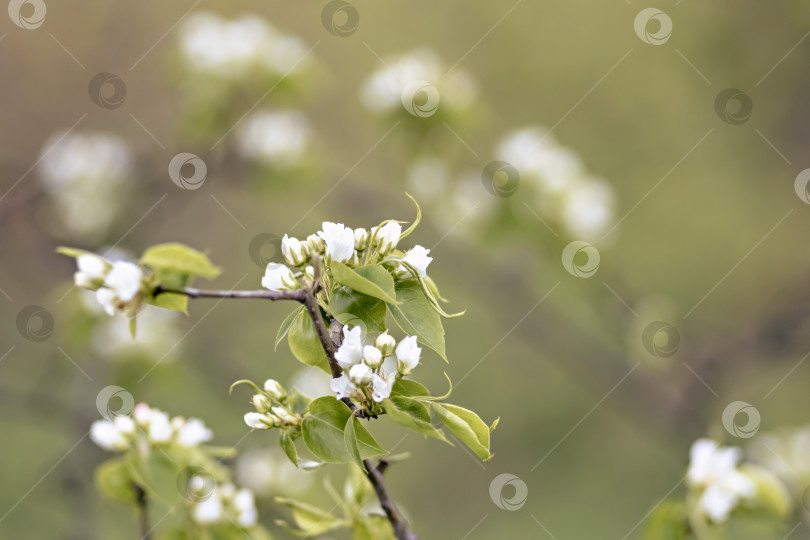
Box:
left=235, top=448, right=313, bottom=497
left=37, top=131, right=132, bottom=241
left=360, top=48, right=476, bottom=114
left=687, top=438, right=756, bottom=522
left=91, top=305, right=184, bottom=362
left=236, top=110, right=310, bottom=167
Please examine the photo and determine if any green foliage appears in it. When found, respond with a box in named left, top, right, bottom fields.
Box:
left=643, top=501, right=690, bottom=540
left=301, top=398, right=386, bottom=464
left=383, top=397, right=449, bottom=442
left=95, top=458, right=136, bottom=503
left=140, top=243, right=222, bottom=279
left=287, top=309, right=330, bottom=372
left=329, top=288, right=387, bottom=333
left=386, top=280, right=447, bottom=361
left=328, top=262, right=398, bottom=304
left=433, top=403, right=495, bottom=461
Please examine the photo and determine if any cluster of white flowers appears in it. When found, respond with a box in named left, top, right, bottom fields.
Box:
left=243, top=379, right=300, bottom=431
left=38, top=131, right=132, bottom=241
left=179, top=11, right=309, bottom=77
left=360, top=48, right=477, bottom=115
left=191, top=482, right=258, bottom=528
left=261, top=221, right=433, bottom=292
left=497, top=126, right=616, bottom=240
left=90, top=403, right=213, bottom=452
left=330, top=327, right=420, bottom=404
left=73, top=254, right=145, bottom=317
left=236, top=110, right=311, bottom=167
left=686, top=438, right=756, bottom=523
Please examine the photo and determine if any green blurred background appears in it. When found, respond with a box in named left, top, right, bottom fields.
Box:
left=3, top=1, right=810, bottom=538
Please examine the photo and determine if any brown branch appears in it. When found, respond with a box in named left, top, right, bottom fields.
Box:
left=134, top=484, right=151, bottom=540
left=154, top=286, right=306, bottom=301
left=364, top=458, right=418, bottom=540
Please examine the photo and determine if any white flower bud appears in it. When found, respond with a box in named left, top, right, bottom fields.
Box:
left=281, top=235, right=309, bottom=266
left=397, top=245, right=433, bottom=278
left=349, top=363, right=373, bottom=386
left=261, top=263, right=298, bottom=292
left=271, top=406, right=297, bottom=425
left=354, top=227, right=369, bottom=250
left=263, top=379, right=285, bottom=400
left=148, top=410, right=173, bottom=443
left=375, top=331, right=396, bottom=357
left=304, top=265, right=315, bottom=282
left=233, top=488, right=258, bottom=527
left=133, top=403, right=151, bottom=425
left=306, top=233, right=325, bottom=253
left=177, top=418, right=212, bottom=447
left=90, top=420, right=129, bottom=451
left=252, top=394, right=272, bottom=413
left=395, top=335, right=421, bottom=375
left=192, top=490, right=223, bottom=524
left=94, top=260, right=144, bottom=315
left=335, top=326, right=364, bottom=370
left=362, top=345, right=383, bottom=369
left=244, top=412, right=273, bottom=429
left=74, top=254, right=107, bottom=290
left=373, top=222, right=401, bottom=254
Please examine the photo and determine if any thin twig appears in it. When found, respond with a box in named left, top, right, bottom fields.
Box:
left=155, top=286, right=306, bottom=301
left=134, top=484, right=151, bottom=540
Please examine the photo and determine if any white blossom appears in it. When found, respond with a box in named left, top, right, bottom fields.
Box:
left=261, top=263, right=298, bottom=291
left=687, top=438, right=756, bottom=522
left=237, top=110, right=310, bottom=166
left=90, top=420, right=129, bottom=451
left=96, top=261, right=143, bottom=316
left=335, top=325, right=364, bottom=370
left=371, top=373, right=395, bottom=403
left=398, top=245, right=433, bottom=278
left=271, top=406, right=297, bottom=425
left=395, top=336, right=421, bottom=375
left=354, top=227, right=369, bottom=250
left=373, top=222, right=401, bottom=254
left=148, top=410, right=173, bottom=443
left=233, top=488, right=258, bottom=527
left=281, top=235, right=308, bottom=266
left=192, top=491, right=224, bottom=524
left=74, top=254, right=107, bottom=289
left=375, top=331, right=396, bottom=357
left=330, top=375, right=356, bottom=400
left=318, top=222, right=355, bottom=262
left=252, top=394, right=272, bottom=413
left=177, top=418, right=213, bottom=447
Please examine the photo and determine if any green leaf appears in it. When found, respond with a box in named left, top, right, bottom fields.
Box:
left=353, top=514, right=396, bottom=540
left=276, top=307, right=303, bottom=351
left=328, top=288, right=387, bottom=333
left=391, top=379, right=431, bottom=398
left=433, top=403, right=494, bottom=461
left=94, top=458, right=136, bottom=503
left=140, top=243, right=222, bottom=279
left=125, top=452, right=183, bottom=507
left=387, top=281, right=446, bottom=361
left=148, top=292, right=189, bottom=314
left=287, top=309, right=330, bottom=373
left=329, top=262, right=397, bottom=304
left=739, top=464, right=793, bottom=518
left=642, top=500, right=689, bottom=540
left=302, top=398, right=386, bottom=463
left=128, top=317, right=137, bottom=338
left=344, top=415, right=367, bottom=471
left=280, top=433, right=299, bottom=468
left=274, top=497, right=347, bottom=537
left=383, top=398, right=448, bottom=443
left=398, top=192, right=421, bottom=241
left=56, top=246, right=97, bottom=259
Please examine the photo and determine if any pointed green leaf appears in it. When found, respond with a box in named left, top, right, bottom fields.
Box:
left=140, top=243, right=221, bottom=279
left=276, top=306, right=303, bottom=351
left=56, top=246, right=97, bottom=259
left=329, top=262, right=397, bottom=304
left=399, top=192, right=422, bottom=241
left=433, top=403, right=493, bottom=461
left=280, top=432, right=299, bottom=468
left=344, top=415, right=367, bottom=471
left=328, top=288, right=386, bottom=333
left=128, top=317, right=137, bottom=338
left=288, top=309, right=330, bottom=373
left=391, top=379, right=431, bottom=398
left=383, top=398, right=448, bottom=443
left=148, top=292, right=189, bottom=314
left=301, top=398, right=386, bottom=463
left=353, top=514, right=397, bottom=540
left=274, top=497, right=348, bottom=536
left=387, top=281, right=446, bottom=361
